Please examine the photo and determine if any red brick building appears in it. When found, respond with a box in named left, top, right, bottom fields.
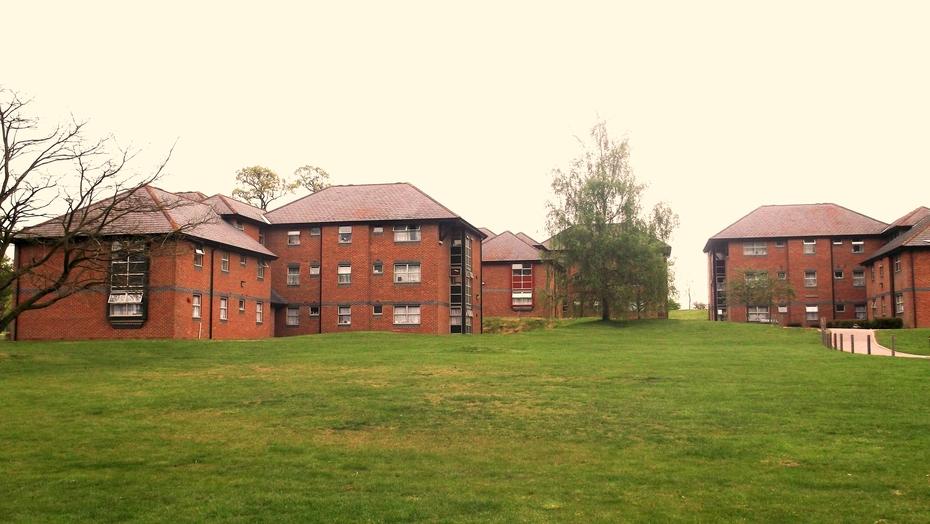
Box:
left=11, top=183, right=484, bottom=340
left=480, top=230, right=554, bottom=318
left=705, top=204, right=930, bottom=327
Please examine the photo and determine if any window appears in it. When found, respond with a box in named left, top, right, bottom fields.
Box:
left=218, top=297, right=228, bottom=320
left=894, top=256, right=902, bottom=273
left=256, top=301, right=264, bottom=323
left=872, top=299, right=878, bottom=312
left=895, top=294, right=904, bottom=314
left=855, top=304, right=867, bottom=320
left=338, top=226, right=352, bottom=243
left=258, top=230, right=265, bottom=245
left=192, top=294, right=202, bottom=319
left=310, top=227, right=321, bottom=236
left=288, top=231, right=301, bottom=245
left=193, top=245, right=204, bottom=267
left=240, top=254, right=247, bottom=266
left=743, top=241, right=767, bottom=256
left=777, top=271, right=787, bottom=280
left=233, top=220, right=244, bottom=231
left=373, top=261, right=383, bottom=274
left=881, top=297, right=887, bottom=316
left=851, top=240, right=864, bottom=253
left=835, top=303, right=845, bottom=313
left=879, top=264, right=884, bottom=278
left=450, top=307, right=462, bottom=326
left=257, top=258, right=265, bottom=279
left=512, top=263, right=533, bottom=307
left=338, top=305, right=351, bottom=325
left=747, top=306, right=770, bottom=323
left=832, top=239, right=843, bottom=245
left=393, top=305, right=421, bottom=325
left=309, top=262, right=320, bottom=276
left=805, top=305, right=818, bottom=322
left=777, top=305, right=788, bottom=314
left=803, top=239, right=816, bottom=254
left=871, top=266, right=875, bottom=281
left=394, top=262, right=421, bottom=283
left=286, top=306, right=299, bottom=326
left=774, top=240, right=786, bottom=248
left=373, top=225, right=384, bottom=234
left=394, top=225, right=421, bottom=242
left=744, top=271, right=766, bottom=282
left=338, top=264, right=352, bottom=284
left=853, top=269, right=865, bottom=287
left=834, top=270, right=844, bottom=280
left=238, top=299, right=245, bottom=312
left=109, top=241, right=147, bottom=320
left=287, top=265, right=300, bottom=286
left=309, top=305, right=320, bottom=317
left=804, top=270, right=817, bottom=288
left=221, top=252, right=229, bottom=272
left=373, top=304, right=383, bottom=315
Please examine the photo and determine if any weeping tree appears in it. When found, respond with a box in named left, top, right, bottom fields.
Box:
left=546, top=122, right=678, bottom=321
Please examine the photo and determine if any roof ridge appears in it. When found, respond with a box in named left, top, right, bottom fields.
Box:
left=827, top=202, right=888, bottom=228
left=266, top=185, right=338, bottom=215
left=405, top=182, right=462, bottom=219
left=143, top=185, right=179, bottom=230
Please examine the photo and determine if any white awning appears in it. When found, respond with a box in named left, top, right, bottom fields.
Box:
left=806, top=306, right=819, bottom=313
left=288, top=230, right=300, bottom=235
left=194, top=248, right=205, bottom=255
left=511, top=291, right=533, bottom=299
left=108, top=293, right=143, bottom=304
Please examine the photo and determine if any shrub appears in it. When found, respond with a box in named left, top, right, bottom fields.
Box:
left=825, top=317, right=903, bottom=329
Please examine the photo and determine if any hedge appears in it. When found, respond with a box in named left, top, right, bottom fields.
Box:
left=826, top=317, right=903, bottom=329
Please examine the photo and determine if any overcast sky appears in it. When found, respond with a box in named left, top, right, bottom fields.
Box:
left=7, top=1, right=930, bottom=304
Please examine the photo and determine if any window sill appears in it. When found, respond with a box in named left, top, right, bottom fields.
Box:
left=394, top=282, right=421, bottom=286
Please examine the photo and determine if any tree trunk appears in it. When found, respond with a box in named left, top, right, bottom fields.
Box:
left=601, top=299, right=610, bottom=321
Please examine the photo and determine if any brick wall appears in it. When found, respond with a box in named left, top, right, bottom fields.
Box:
left=481, top=260, right=551, bottom=318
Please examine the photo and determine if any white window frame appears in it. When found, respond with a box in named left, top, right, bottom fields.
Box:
left=394, top=262, right=421, bottom=283
left=309, top=263, right=321, bottom=276
left=393, top=304, right=421, bottom=325
left=743, top=241, right=767, bottom=256
left=895, top=293, right=904, bottom=314
left=804, top=270, right=817, bottom=288
left=851, top=240, right=864, bottom=253
left=338, top=305, right=351, bottom=325
left=852, top=270, right=865, bottom=287
left=337, top=264, right=352, bottom=284
left=833, top=270, right=844, bottom=280
left=221, top=252, right=230, bottom=272
left=286, top=306, right=299, bottom=326
left=855, top=304, right=867, bottom=320
left=372, top=225, right=384, bottom=234
left=310, top=227, right=321, bottom=236
left=287, top=231, right=301, bottom=245
left=219, top=297, right=228, bottom=320
left=774, top=240, right=786, bottom=248
left=393, top=225, right=421, bottom=242
left=373, top=304, right=383, bottom=315
left=192, top=294, right=202, bottom=319
left=894, top=256, right=902, bottom=273
left=777, top=305, right=788, bottom=314
left=287, top=265, right=300, bottom=286
left=777, top=271, right=787, bottom=280
left=803, top=239, right=816, bottom=254
left=338, top=226, right=352, bottom=243
left=194, top=246, right=204, bottom=267
left=240, top=254, right=247, bottom=267
left=805, top=305, right=818, bottom=321
left=747, top=305, right=770, bottom=323
left=256, top=301, right=264, bottom=324
left=373, top=261, right=384, bottom=274
left=257, top=258, right=266, bottom=279
left=835, top=303, right=846, bottom=313
left=238, top=298, right=245, bottom=312
left=309, top=305, right=320, bottom=317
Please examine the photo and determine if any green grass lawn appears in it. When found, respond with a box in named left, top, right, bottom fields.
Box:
left=876, top=328, right=930, bottom=356
left=2, top=318, right=929, bottom=522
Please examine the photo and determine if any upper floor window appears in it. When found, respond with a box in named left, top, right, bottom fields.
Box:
left=287, top=231, right=300, bottom=245
left=394, top=225, right=421, bottom=242
left=338, top=226, right=352, bottom=243
left=804, top=270, right=817, bottom=287
left=257, top=258, right=266, bottom=279
left=287, top=265, right=300, bottom=286
left=372, top=225, right=384, bottom=234
left=774, top=240, right=785, bottom=248
left=803, top=239, right=816, bottom=254
left=373, top=261, right=384, bottom=274
left=394, top=262, right=421, bottom=283
left=743, top=241, right=767, bottom=256
left=240, top=254, right=247, bottom=267
left=233, top=220, right=244, bottom=231
left=894, top=256, right=902, bottom=273
left=258, top=230, right=265, bottom=245
left=832, top=239, right=843, bottom=245
left=220, top=252, right=230, bottom=272
left=309, top=262, right=321, bottom=276
left=193, top=245, right=204, bottom=267
left=512, top=263, right=533, bottom=307
left=744, top=271, right=766, bottom=282
left=852, top=269, right=865, bottom=287
left=851, top=240, right=864, bottom=253
left=109, top=240, right=147, bottom=320
left=337, top=264, right=352, bottom=284
left=310, top=227, right=321, bottom=236
left=833, top=270, right=844, bottom=280
left=777, top=271, right=787, bottom=280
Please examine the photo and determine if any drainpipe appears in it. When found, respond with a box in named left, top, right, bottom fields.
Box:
left=911, top=251, right=918, bottom=327
left=319, top=226, right=323, bottom=334
left=829, top=238, right=836, bottom=321
left=889, top=254, right=896, bottom=320
left=209, top=247, right=215, bottom=339
left=12, top=244, right=21, bottom=341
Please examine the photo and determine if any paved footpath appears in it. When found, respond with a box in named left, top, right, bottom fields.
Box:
left=827, top=328, right=930, bottom=359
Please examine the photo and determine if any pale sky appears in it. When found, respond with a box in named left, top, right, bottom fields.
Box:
left=7, top=1, right=930, bottom=305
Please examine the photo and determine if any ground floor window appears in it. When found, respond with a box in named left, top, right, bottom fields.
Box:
left=895, top=294, right=904, bottom=315
left=747, top=305, right=770, bottom=323
left=805, top=305, right=818, bottom=322
left=309, top=305, right=320, bottom=317
left=373, top=304, right=383, bottom=315
left=192, top=294, right=202, bottom=319
left=220, top=297, right=228, bottom=320
left=239, top=299, right=245, bottom=312
left=286, top=306, right=299, bottom=326
left=835, top=303, right=845, bottom=313
left=394, top=305, right=421, bottom=325
left=338, top=305, right=351, bottom=325
left=256, top=302, right=264, bottom=324
left=855, top=304, right=867, bottom=320
left=777, top=305, right=788, bottom=314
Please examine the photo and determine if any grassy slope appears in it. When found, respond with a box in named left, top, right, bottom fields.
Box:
left=876, top=328, right=930, bottom=356
left=1, top=319, right=929, bottom=522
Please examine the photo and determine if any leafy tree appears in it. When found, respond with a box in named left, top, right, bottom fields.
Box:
left=727, top=269, right=795, bottom=322
left=231, top=166, right=297, bottom=210
left=294, top=164, right=332, bottom=194
left=0, top=257, right=12, bottom=323
left=546, top=122, right=678, bottom=321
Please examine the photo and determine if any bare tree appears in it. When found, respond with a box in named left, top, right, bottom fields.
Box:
left=0, top=88, right=194, bottom=332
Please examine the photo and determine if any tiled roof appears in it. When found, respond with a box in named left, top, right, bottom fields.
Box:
left=706, top=204, right=887, bottom=247
left=478, top=227, right=496, bottom=239
left=883, top=206, right=930, bottom=232
left=482, top=231, right=544, bottom=262
left=203, top=194, right=269, bottom=224
left=176, top=191, right=207, bottom=201
left=516, top=232, right=542, bottom=247
left=864, top=215, right=930, bottom=262
left=265, top=183, right=461, bottom=224
left=19, top=185, right=275, bottom=258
